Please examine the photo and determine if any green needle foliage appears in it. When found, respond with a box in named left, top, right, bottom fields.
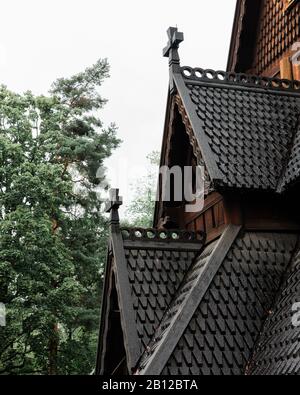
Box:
left=0, top=59, right=120, bottom=374
left=125, top=151, right=160, bottom=228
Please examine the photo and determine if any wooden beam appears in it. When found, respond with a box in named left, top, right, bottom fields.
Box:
left=223, top=193, right=243, bottom=226
left=140, top=224, right=241, bottom=375
left=293, top=63, right=300, bottom=81
left=280, top=56, right=293, bottom=80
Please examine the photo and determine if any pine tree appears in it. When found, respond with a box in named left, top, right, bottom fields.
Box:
left=0, top=59, right=120, bottom=374
left=125, top=151, right=159, bottom=228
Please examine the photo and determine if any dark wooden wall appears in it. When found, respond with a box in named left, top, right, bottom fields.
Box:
left=248, top=0, right=300, bottom=78
left=224, top=190, right=300, bottom=232
left=164, top=189, right=300, bottom=246
left=184, top=193, right=226, bottom=244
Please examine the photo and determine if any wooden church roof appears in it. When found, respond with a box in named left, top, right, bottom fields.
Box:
left=97, top=193, right=300, bottom=375
left=96, top=21, right=300, bottom=375
left=137, top=230, right=298, bottom=375
left=169, top=65, right=300, bottom=192
left=96, top=191, right=206, bottom=374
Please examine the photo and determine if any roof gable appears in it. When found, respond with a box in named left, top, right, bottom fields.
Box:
left=136, top=225, right=241, bottom=375
left=136, top=230, right=298, bottom=375
left=96, top=196, right=205, bottom=374
left=172, top=66, right=300, bottom=192
left=97, top=22, right=300, bottom=375
left=122, top=228, right=204, bottom=352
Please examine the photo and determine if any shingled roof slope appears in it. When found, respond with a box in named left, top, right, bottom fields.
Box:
left=173, top=68, right=300, bottom=193
left=248, top=249, right=300, bottom=375
left=136, top=230, right=298, bottom=375
left=278, top=125, right=300, bottom=192
left=98, top=25, right=300, bottom=374
left=122, top=228, right=204, bottom=353
left=136, top=238, right=220, bottom=374
left=96, top=225, right=205, bottom=374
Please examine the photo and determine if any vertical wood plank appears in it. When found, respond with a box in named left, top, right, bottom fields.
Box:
left=293, top=63, right=300, bottom=81
left=280, top=56, right=293, bottom=80
left=195, top=215, right=205, bottom=234
left=205, top=208, right=214, bottom=232
left=217, top=201, right=225, bottom=226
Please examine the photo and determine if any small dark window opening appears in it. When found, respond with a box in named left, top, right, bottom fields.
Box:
left=164, top=105, right=197, bottom=208
left=103, top=273, right=128, bottom=375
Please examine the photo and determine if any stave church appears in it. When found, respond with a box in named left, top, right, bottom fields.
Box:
left=96, top=0, right=300, bottom=375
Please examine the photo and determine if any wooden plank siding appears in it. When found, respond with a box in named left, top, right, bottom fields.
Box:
left=248, top=0, right=300, bottom=78
left=182, top=192, right=226, bottom=244
left=174, top=190, right=300, bottom=245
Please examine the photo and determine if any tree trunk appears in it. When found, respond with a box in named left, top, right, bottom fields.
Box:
left=48, top=170, right=66, bottom=375
left=48, top=323, right=59, bottom=375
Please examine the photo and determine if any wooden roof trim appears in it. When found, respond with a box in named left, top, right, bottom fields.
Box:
left=173, top=71, right=223, bottom=184
left=97, top=191, right=141, bottom=374
left=180, top=65, right=300, bottom=95
left=95, top=230, right=141, bottom=374
left=109, top=227, right=141, bottom=372
left=153, top=89, right=171, bottom=227
left=140, top=224, right=242, bottom=375
left=227, top=0, right=246, bottom=72
left=95, top=243, right=113, bottom=375
left=173, top=94, right=213, bottom=194
left=174, top=94, right=205, bottom=161
left=121, top=226, right=205, bottom=251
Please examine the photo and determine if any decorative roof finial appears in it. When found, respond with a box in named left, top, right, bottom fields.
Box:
left=163, top=26, right=184, bottom=73
left=105, top=188, right=123, bottom=227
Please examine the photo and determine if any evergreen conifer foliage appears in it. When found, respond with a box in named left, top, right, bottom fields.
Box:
left=0, top=59, right=120, bottom=374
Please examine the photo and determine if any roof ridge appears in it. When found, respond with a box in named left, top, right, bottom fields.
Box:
left=180, top=67, right=300, bottom=95
left=136, top=225, right=242, bottom=375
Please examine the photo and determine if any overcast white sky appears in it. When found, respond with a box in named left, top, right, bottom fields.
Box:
left=0, top=0, right=236, bottom=209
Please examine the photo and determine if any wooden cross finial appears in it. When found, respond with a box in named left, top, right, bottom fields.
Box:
left=105, top=188, right=123, bottom=213
left=105, top=188, right=123, bottom=227
left=163, top=27, right=184, bottom=70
